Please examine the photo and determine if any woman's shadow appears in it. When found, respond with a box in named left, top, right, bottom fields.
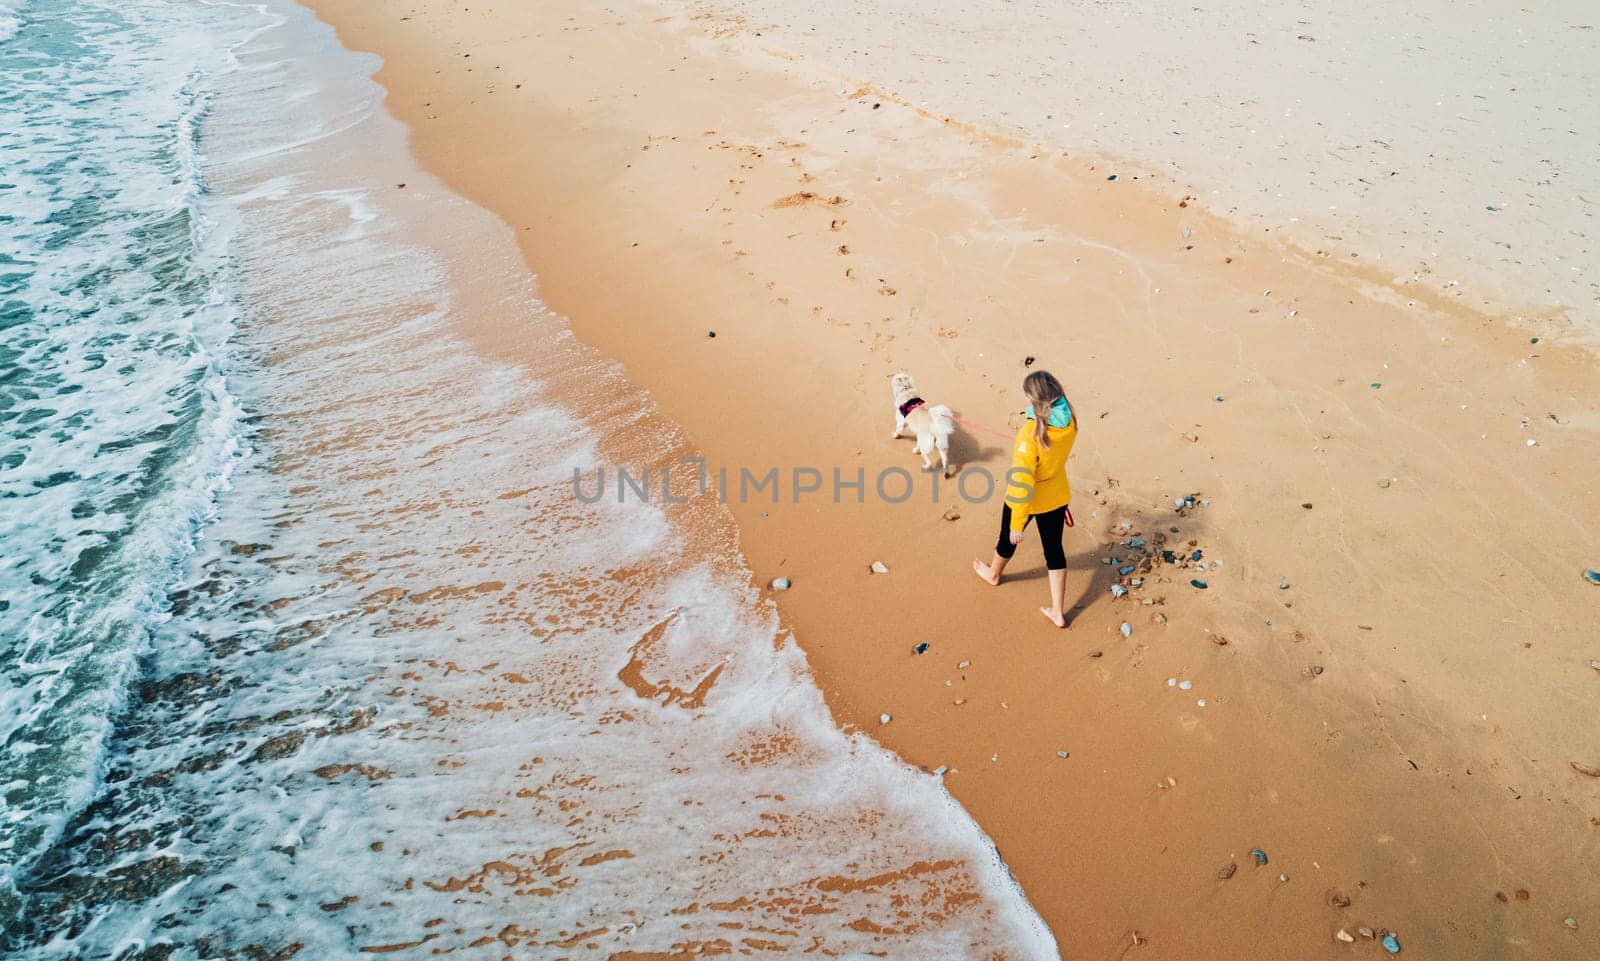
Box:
left=997, top=505, right=1210, bottom=626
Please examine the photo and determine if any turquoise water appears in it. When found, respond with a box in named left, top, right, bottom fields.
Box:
left=0, top=0, right=248, bottom=927
left=0, top=0, right=1059, bottom=956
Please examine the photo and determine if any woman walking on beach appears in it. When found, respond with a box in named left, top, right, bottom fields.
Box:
left=973, top=370, right=1078, bottom=627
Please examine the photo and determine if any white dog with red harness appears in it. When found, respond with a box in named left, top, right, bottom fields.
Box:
left=889, top=371, right=956, bottom=476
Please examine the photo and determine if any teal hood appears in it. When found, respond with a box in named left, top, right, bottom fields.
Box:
left=1025, top=395, right=1073, bottom=428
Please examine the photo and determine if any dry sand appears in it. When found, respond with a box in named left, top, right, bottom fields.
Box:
left=301, top=0, right=1600, bottom=955
left=663, top=0, right=1600, bottom=333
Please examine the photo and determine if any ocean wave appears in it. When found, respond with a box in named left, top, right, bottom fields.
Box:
left=0, top=0, right=252, bottom=921
left=0, top=0, right=27, bottom=42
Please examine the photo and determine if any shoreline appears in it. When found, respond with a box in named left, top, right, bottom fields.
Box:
left=297, top=0, right=1600, bottom=955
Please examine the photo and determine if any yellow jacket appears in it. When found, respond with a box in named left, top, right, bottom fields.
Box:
left=1005, top=412, right=1077, bottom=531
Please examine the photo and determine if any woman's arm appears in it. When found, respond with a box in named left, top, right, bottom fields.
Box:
left=1004, top=421, right=1036, bottom=532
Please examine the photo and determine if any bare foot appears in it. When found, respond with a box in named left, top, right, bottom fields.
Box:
left=1040, top=606, right=1066, bottom=628
left=972, top=558, right=1000, bottom=586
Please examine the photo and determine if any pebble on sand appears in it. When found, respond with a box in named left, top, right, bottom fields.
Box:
left=1382, top=932, right=1401, bottom=954
left=1120, top=622, right=1132, bottom=637
left=770, top=577, right=791, bottom=590
left=1250, top=848, right=1269, bottom=865
left=1583, top=569, right=1600, bottom=585
left=879, top=713, right=891, bottom=724
left=870, top=561, right=889, bottom=574
left=1336, top=929, right=1355, bottom=943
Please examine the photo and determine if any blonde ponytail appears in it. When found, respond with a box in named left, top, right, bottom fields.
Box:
left=1023, top=370, right=1066, bottom=450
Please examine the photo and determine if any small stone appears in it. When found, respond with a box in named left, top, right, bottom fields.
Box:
left=1279, top=873, right=1289, bottom=882
left=1336, top=929, right=1355, bottom=943
left=942, top=507, right=962, bottom=521
left=1217, top=862, right=1237, bottom=880
left=1583, top=569, right=1600, bottom=586
left=1154, top=612, right=1168, bottom=624
left=1379, top=478, right=1392, bottom=488
left=1564, top=917, right=1578, bottom=930
left=1214, top=395, right=1224, bottom=402
left=1381, top=932, right=1401, bottom=954
left=1190, top=579, right=1208, bottom=590
left=1111, top=584, right=1128, bottom=598
left=879, top=713, right=891, bottom=724
left=1279, top=580, right=1290, bottom=590
left=1302, top=502, right=1314, bottom=509
left=1370, top=382, right=1382, bottom=389
left=1178, top=680, right=1192, bottom=691
left=1057, top=751, right=1070, bottom=758
left=1308, top=665, right=1324, bottom=677
left=1526, top=438, right=1537, bottom=447
left=933, top=764, right=948, bottom=776
left=1250, top=848, right=1269, bottom=865
left=1120, top=622, right=1132, bottom=637
left=1167, top=678, right=1177, bottom=687
left=1196, top=698, right=1207, bottom=707
left=708, top=330, right=716, bottom=337
left=770, top=577, right=791, bottom=590
left=1590, top=658, right=1600, bottom=671
left=1495, top=891, right=1509, bottom=903
left=1107, top=173, right=1118, bottom=181
left=1089, top=650, right=1103, bottom=658
left=958, top=660, right=971, bottom=669
left=913, top=642, right=929, bottom=655
left=1358, top=926, right=1375, bottom=939
left=870, top=561, right=889, bottom=574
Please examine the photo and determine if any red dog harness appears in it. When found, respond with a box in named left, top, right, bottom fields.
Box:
left=898, top=397, right=925, bottom=417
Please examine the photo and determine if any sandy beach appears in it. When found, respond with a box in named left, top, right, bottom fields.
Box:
left=291, top=0, right=1600, bottom=955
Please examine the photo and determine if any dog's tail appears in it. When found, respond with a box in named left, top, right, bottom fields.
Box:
left=928, top=405, right=955, bottom=449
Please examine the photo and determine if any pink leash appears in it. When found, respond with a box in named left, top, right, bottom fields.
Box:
left=949, top=415, right=1014, bottom=442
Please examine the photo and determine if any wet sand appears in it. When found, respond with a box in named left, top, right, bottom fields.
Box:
left=300, top=0, right=1600, bottom=955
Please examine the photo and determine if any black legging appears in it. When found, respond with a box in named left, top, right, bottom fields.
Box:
left=996, top=503, right=1068, bottom=570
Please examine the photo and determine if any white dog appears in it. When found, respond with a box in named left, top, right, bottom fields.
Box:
left=890, top=371, right=956, bottom=475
